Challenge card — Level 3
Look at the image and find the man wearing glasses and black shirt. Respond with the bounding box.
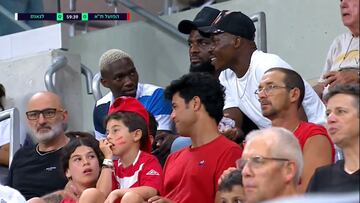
[7,91,70,200]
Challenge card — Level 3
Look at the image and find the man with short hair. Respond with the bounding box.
[148,73,242,203]
[93,49,173,139]
[7,92,70,200]
[307,84,359,193]
[93,49,174,165]
[199,11,326,129]
[240,127,303,203]
[257,68,334,192]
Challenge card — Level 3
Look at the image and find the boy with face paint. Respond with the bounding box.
[80,97,163,203]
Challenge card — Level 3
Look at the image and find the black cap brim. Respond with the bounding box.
[178,20,198,34]
[198,25,223,37]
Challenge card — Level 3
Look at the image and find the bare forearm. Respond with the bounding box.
[96,167,113,197]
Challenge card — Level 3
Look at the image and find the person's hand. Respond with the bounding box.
[63,180,81,200]
[148,196,174,203]
[218,167,237,185]
[323,69,359,87]
[99,138,113,159]
[222,128,244,144]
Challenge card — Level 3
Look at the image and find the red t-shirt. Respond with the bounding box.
[294,121,335,161]
[61,197,75,203]
[112,151,163,195]
[163,135,243,203]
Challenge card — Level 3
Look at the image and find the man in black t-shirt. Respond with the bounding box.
[7,92,70,200]
[307,84,359,193]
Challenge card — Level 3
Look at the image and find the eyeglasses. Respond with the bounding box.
[26,108,64,120]
[236,155,289,171]
[254,85,289,99]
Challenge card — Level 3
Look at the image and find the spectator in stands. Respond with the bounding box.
[6,91,69,200]
[148,73,242,203]
[27,132,103,203]
[217,170,245,203]
[0,185,26,203]
[256,68,334,192]
[178,6,220,77]
[93,49,174,165]
[199,11,326,129]
[239,127,303,203]
[80,97,163,203]
[175,7,258,150]
[313,0,359,98]
[307,84,359,193]
[0,83,10,167]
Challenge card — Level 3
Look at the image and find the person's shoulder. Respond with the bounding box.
[301,121,326,130]
[95,92,113,106]
[219,69,237,82]
[252,50,292,69]
[215,136,242,152]
[138,83,163,97]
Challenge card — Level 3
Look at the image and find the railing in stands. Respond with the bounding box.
[44,56,68,93]
[251,12,267,53]
[45,56,95,96]
[92,72,103,101]
[81,64,94,95]
[0,108,20,168]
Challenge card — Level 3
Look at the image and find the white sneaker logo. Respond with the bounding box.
[146,169,160,176]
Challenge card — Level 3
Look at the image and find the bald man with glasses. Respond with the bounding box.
[7,91,70,200]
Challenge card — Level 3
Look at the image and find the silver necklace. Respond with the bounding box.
[35,144,62,156]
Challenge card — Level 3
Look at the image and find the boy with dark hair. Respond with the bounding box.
[148,73,242,203]
[218,170,245,203]
[80,97,163,203]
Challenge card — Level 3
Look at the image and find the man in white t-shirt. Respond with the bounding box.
[314,0,359,98]
[199,11,326,129]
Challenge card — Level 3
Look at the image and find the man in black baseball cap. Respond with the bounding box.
[178,6,221,76]
[197,11,327,133]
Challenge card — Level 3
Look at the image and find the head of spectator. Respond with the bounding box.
[257,68,305,121]
[324,84,359,152]
[26,92,69,149]
[0,83,5,111]
[61,132,103,193]
[99,49,139,98]
[239,127,303,203]
[199,11,257,75]
[218,170,246,203]
[178,7,221,76]
[105,97,152,156]
[340,0,359,36]
[164,72,225,137]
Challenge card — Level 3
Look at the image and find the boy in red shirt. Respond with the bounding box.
[79,97,163,203]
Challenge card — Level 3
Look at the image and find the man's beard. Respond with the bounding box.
[189,60,216,76]
[30,122,65,144]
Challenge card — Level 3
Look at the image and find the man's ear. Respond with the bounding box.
[133,129,142,143]
[100,77,110,88]
[283,161,297,184]
[289,88,301,104]
[233,37,242,49]
[192,96,202,111]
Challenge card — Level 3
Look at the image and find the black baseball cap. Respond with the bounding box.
[178,7,221,34]
[199,11,256,41]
